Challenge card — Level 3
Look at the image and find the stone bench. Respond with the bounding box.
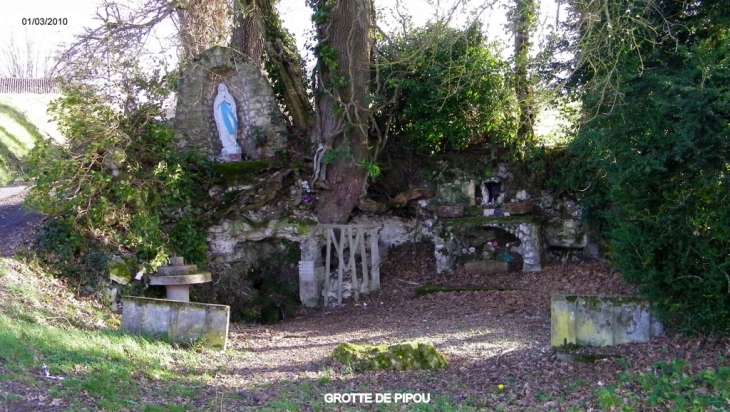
[121,296,230,350]
[551,294,663,347]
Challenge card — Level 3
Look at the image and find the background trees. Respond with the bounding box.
[0,30,58,78]
[376,22,515,154]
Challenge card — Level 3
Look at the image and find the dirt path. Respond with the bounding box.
[211,245,729,410]
[0,185,43,256]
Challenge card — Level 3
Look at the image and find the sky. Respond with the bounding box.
[0,1,98,49]
[0,0,567,139]
[1,0,563,77]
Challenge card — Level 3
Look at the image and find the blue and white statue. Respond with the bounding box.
[213,83,242,160]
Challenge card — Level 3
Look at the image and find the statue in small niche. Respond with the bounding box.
[483,180,502,204]
[213,83,242,160]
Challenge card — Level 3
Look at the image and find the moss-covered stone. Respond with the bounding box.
[277,216,317,236]
[415,284,516,296]
[435,180,474,206]
[214,160,286,186]
[108,257,131,284]
[333,341,447,372]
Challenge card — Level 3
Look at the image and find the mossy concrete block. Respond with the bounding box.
[333,341,447,372]
[121,296,230,350]
[551,295,662,348]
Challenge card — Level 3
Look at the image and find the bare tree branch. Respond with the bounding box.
[0,30,58,78]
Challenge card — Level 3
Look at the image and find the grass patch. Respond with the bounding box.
[0,312,204,408]
[0,257,229,410]
[0,103,43,184]
[596,359,730,411]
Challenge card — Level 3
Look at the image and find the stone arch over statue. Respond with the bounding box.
[174,46,287,160]
[433,218,542,273]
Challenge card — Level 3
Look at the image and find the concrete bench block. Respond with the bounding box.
[551,295,662,348]
[121,296,230,350]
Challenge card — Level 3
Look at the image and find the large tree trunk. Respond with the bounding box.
[513,0,537,143]
[313,0,372,224]
[230,0,314,130]
[230,0,265,69]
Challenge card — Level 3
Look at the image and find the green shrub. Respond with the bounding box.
[25,75,215,276]
[375,22,516,154]
[572,1,730,334]
[33,218,109,286]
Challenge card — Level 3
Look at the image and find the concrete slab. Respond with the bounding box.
[121,296,230,350]
[551,295,662,348]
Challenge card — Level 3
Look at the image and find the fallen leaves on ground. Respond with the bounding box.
[2,241,729,411]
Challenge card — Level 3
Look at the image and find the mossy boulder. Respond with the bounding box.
[108,256,131,284]
[333,341,447,372]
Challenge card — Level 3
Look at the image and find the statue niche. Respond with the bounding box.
[213,83,243,161]
[173,46,287,160]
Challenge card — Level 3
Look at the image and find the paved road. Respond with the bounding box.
[0,184,28,201]
[0,185,42,253]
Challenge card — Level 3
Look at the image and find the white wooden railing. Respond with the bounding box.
[315,224,381,305]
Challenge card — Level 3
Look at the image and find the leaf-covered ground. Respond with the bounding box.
[221,243,729,410]
[1,232,729,411]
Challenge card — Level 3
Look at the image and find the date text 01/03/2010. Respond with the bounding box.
[22,18,68,26]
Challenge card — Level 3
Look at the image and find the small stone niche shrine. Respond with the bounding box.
[429,161,542,274]
[174,46,287,161]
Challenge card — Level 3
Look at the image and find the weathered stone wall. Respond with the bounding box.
[173,46,287,159]
[411,154,602,271]
[432,217,542,273]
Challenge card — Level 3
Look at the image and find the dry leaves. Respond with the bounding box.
[220,242,729,410]
[1,194,728,410]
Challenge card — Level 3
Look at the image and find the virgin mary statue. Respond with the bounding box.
[213,83,242,159]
